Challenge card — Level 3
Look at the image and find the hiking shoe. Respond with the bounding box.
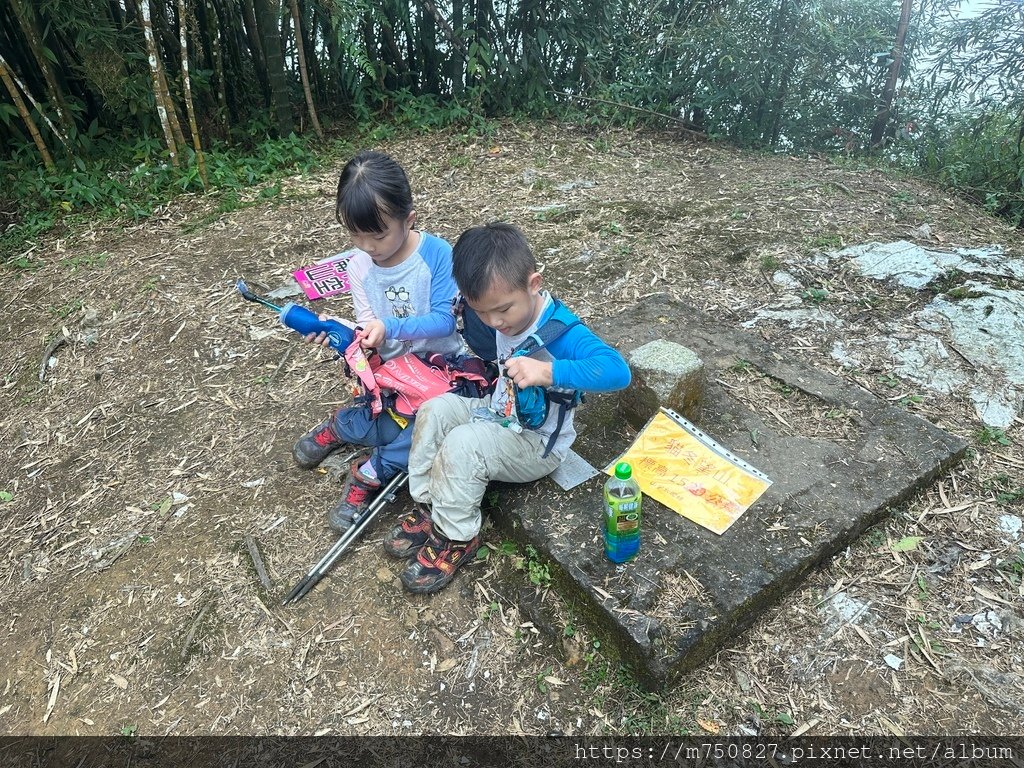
[399,530,480,594]
[327,463,382,532]
[293,415,345,469]
[382,504,433,560]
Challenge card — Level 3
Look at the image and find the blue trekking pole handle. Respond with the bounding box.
[279,302,355,354]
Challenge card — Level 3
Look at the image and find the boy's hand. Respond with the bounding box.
[504,355,553,388]
[357,319,386,349]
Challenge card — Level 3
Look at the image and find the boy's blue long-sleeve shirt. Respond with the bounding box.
[545,314,632,394]
[485,293,631,458]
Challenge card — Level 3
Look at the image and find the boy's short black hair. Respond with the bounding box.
[335,151,413,233]
[452,223,537,300]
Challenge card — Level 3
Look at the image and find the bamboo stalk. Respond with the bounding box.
[9,0,76,143]
[0,55,54,170]
[289,0,322,138]
[177,0,209,189]
[204,0,230,131]
[0,52,71,156]
[140,0,180,166]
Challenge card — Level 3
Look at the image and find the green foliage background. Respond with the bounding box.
[0,0,1022,260]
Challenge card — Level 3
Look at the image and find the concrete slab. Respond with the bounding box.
[489,295,967,689]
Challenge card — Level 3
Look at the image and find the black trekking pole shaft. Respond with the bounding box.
[281,531,355,605]
[282,472,408,605]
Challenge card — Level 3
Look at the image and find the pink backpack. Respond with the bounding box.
[344,341,492,418]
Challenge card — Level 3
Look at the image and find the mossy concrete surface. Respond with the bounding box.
[488,295,968,689]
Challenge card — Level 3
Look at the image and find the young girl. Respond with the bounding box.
[292,151,462,533]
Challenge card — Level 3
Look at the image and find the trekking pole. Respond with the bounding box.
[281,471,408,605]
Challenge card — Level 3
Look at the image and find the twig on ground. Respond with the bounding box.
[269,341,299,385]
[180,598,213,661]
[245,534,272,589]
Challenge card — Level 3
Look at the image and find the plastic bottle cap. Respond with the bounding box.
[614,462,632,480]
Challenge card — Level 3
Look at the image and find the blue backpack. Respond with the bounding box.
[461,297,583,458]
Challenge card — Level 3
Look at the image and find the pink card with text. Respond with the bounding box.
[293,251,353,300]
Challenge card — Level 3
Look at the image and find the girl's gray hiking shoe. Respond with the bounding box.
[293,415,346,469]
[327,463,381,532]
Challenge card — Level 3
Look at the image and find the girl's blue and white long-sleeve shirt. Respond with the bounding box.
[347,231,463,359]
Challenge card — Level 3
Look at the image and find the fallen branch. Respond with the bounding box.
[551,91,708,140]
[268,341,298,386]
[38,333,69,382]
[180,598,213,661]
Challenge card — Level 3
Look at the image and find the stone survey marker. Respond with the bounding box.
[492,295,967,688]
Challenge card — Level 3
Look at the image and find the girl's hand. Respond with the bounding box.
[304,313,340,348]
[357,319,386,350]
[503,355,553,388]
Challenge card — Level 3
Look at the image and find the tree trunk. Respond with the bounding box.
[201,0,230,131]
[217,0,250,122]
[151,0,183,81]
[289,0,322,137]
[319,8,342,100]
[0,46,72,156]
[380,20,411,89]
[253,0,293,136]
[0,55,55,170]
[451,0,464,95]
[141,0,180,165]
[109,0,125,27]
[870,0,912,149]
[302,0,323,103]
[241,0,270,99]
[419,0,440,93]
[178,0,209,188]
[752,0,790,144]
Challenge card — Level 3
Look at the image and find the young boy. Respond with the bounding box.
[382,223,632,594]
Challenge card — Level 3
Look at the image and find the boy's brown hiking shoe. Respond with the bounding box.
[293,415,346,469]
[399,529,480,594]
[327,463,381,532]
[382,504,433,560]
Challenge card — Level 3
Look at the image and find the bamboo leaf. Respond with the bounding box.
[892,536,923,552]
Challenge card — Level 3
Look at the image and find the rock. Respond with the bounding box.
[618,339,705,429]
[997,514,1021,540]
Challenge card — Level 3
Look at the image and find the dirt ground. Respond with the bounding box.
[1,121,1022,737]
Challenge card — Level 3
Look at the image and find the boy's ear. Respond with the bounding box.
[527,271,543,293]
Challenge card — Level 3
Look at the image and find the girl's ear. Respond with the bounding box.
[405,209,417,229]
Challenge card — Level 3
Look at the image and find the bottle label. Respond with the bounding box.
[616,513,639,533]
[603,479,641,563]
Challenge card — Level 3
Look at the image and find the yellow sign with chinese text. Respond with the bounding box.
[606,408,771,535]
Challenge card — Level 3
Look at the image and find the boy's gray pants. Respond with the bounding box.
[409,394,563,542]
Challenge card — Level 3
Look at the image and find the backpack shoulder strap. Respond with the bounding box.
[460,302,497,361]
[513,297,582,357]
